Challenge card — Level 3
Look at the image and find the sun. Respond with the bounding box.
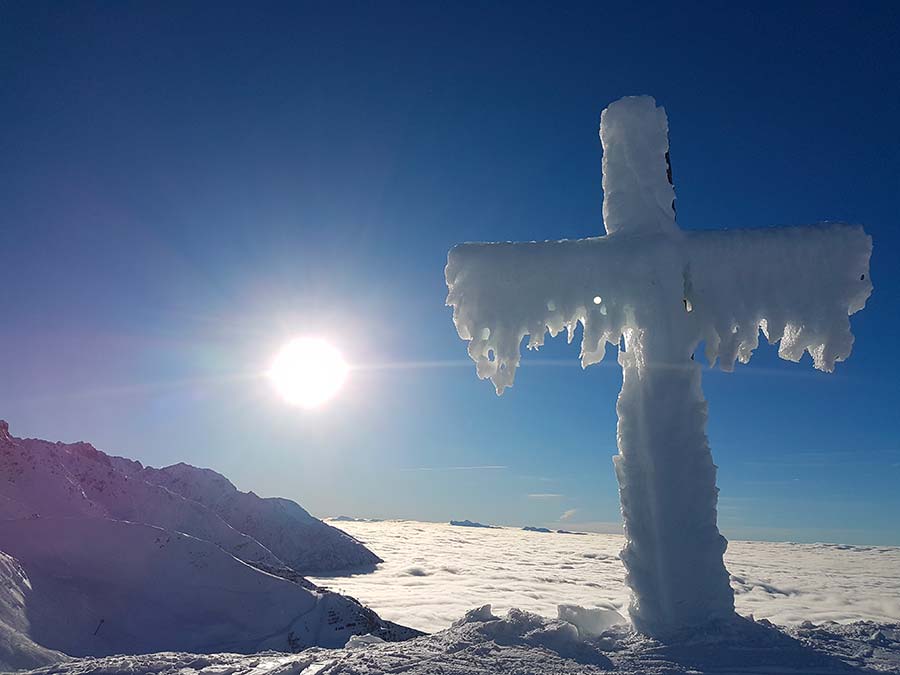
[267,338,349,409]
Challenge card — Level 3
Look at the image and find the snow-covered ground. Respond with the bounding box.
[19,607,900,675]
[311,520,900,634]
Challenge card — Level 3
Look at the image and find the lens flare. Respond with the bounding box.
[268,338,348,409]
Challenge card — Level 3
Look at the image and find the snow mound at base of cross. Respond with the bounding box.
[20,605,900,675]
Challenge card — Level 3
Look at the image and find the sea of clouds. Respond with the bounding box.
[312,520,900,634]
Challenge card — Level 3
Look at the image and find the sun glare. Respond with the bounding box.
[268,338,349,409]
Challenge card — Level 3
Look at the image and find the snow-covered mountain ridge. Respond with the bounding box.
[0,421,417,670]
[0,519,411,657]
[116,459,381,574]
[0,420,379,575]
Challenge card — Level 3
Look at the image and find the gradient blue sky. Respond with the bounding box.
[2,2,898,545]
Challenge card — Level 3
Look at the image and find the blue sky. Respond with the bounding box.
[2,2,898,545]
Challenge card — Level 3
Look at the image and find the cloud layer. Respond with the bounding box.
[313,520,900,633]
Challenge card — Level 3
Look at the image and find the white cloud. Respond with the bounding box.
[527,493,563,499]
[315,520,900,634]
[555,520,622,534]
[559,508,579,521]
[401,465,507,472]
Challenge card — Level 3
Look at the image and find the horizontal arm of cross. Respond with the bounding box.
[445,224,872,393]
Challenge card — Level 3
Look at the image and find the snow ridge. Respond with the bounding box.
[3,434,285,571]
[0,422,418,666]
[124,461,382,574]
[0,426,379,575]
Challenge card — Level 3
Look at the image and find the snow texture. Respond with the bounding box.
[446,228,872,393]
[445,95,872,637]
[601,95,678,237]
[17,607,900,675]
[0,552,68,672]
[614,358,735,634]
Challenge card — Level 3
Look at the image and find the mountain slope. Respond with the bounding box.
[0,420,418,667]
[0,517,413,659]
[0,421,106,521]
[0,424,286,573]
[8,433,286,572]
[126,461,381,574]
[0,421,379,575]
[0,552,68,672]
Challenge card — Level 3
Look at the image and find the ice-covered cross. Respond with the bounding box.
[445,96,872,637]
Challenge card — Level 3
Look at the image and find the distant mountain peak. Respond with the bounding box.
[68,441,111,466]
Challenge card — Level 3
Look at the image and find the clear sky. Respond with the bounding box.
[2,2,898,545]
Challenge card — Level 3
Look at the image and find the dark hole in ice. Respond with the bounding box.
[860,274,866,280]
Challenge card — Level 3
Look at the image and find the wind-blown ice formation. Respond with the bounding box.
[445,95,872,637]
[600,95,677,237]
[446,228,871,394]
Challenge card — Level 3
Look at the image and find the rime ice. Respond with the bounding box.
[600,95,677,237]
[445,96,872,637]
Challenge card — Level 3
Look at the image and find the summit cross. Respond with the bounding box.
[445,96,872,637]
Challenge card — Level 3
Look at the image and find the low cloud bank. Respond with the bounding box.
[315,520,900,633]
